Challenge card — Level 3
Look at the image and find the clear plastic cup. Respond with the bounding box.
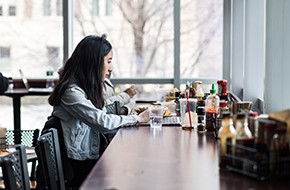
[179,98,197,128]
[149,105,164,128]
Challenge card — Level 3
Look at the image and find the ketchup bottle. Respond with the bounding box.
[217,80,228,100]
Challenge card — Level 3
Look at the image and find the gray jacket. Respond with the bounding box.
[52,85,139,160]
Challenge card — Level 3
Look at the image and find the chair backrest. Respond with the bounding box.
[38,128,65,190]
[0,145,30,190]
[105,101,121,115]
[5,129,40,182]
[101,101,121,153]
[6,129,40,146]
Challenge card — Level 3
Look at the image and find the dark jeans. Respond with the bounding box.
[68,159,97,188]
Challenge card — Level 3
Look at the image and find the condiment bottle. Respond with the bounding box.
[174,91,181,116]
[189,81,195,98]
[255,117,274,156]
[193,81,204,99]
[218,112,236,167]
[235,112,253,140]
[205,84,220,132]
[234,112,254,168]
[248,111,258,139]
[216,101,229,134]
[196,99,206,132]
[217,80,228,100]
[197,107,206,132]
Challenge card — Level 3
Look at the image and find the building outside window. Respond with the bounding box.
[0,0,63,130]
[8,5,16,16]
[43,0,51,16]
[92,0,99,16]
[56,0,62,16]
[0,47,10,59]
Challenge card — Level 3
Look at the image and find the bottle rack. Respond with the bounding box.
[225,142,290,180]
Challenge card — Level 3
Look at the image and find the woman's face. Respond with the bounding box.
[102,49,113,81]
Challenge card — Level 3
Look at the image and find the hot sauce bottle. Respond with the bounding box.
[205,84,220,133]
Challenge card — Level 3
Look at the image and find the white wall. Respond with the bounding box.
[225,0,290,113]
[265,0,290,113]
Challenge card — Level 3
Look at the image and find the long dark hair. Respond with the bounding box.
[48,34,112,109]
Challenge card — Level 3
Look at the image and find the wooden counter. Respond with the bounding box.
[80,126,290,190]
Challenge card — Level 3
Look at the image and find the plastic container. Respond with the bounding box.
[225,140,290,180]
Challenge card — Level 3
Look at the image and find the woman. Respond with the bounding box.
[48,34,149,188]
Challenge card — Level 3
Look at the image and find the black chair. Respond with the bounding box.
[6,129,40,181]
[105,100,121,115]
[102,101,121,150]
[0,145,31,190]
[37,128,66,190]
[6,129,40,147]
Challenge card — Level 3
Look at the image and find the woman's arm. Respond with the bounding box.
[60,86,139,131]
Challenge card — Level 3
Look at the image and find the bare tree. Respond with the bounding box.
[73,0,222,78]
[115,0,222,77]
[181,1,223,76]
[115,0,173,76]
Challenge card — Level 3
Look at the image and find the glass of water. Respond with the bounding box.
[149,105,164,128]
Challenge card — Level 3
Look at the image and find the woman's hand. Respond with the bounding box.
[138,109,150,123]
[124,85,137,98]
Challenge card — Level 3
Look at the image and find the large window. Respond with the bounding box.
[0,0,223,129]
[0,0,223,82]
[73,0,222,80]
[74,0,174,78]
[0,0,63,77]
[72,0,223,98]
[0,0,63,130]
[180,0,223,79]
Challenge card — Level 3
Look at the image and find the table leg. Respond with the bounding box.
[13,96,21,144]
